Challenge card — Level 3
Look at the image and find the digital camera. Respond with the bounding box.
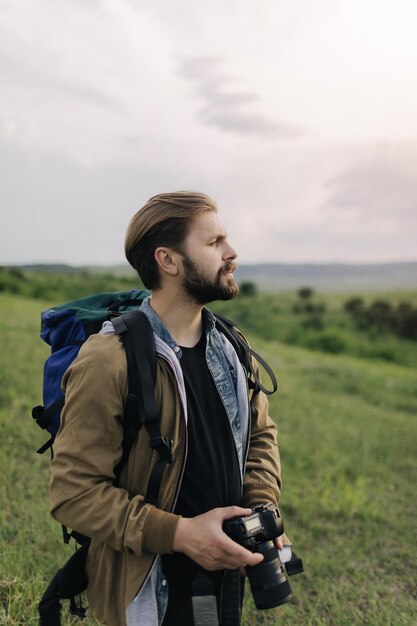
[223,504,300,610]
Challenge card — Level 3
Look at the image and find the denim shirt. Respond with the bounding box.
[104,297,251,626]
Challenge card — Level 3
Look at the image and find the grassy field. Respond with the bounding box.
[1,291,416,625]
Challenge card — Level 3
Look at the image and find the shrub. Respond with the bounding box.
[344,297,364,314]
[396,302,417,340]
[298,287,314,300]
[239,281,258,297]
[302,314,325,330]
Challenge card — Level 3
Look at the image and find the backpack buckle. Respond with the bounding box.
[149,436,174,462]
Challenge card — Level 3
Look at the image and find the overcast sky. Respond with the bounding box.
[1,0,417,266]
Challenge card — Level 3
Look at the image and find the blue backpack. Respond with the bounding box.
[32,289,150,454]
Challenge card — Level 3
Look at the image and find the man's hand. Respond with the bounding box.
[239,534,284,577]
[172,506,264,571]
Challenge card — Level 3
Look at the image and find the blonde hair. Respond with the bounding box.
[125,191,217,289]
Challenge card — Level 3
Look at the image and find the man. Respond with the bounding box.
[49,191,282,626]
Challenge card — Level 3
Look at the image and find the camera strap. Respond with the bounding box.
[220,570,243,626]
[191,572,219,626]
[191,570,242,626]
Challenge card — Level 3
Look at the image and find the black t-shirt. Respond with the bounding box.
[161,332,241,593]
[175,332,241,516]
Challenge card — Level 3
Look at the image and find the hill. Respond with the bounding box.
[234,261,417,291]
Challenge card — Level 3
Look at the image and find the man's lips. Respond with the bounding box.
[222,263,238,275]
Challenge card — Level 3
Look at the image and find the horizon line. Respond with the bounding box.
[2,259,417,268]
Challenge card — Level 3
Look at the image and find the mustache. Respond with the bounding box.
[221,262,238,274]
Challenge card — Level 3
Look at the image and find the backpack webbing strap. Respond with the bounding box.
[32,399,65,455]
[38,541,90,625]
[112,311,174,504]
[213,313,278,396]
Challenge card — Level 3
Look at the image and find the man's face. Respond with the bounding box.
[180,211,239,305]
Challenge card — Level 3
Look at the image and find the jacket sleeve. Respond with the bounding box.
[242,365,282,509]
[49,333,179,557]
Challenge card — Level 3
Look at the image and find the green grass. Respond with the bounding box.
[241,337,417,625]
[1,292,416,625]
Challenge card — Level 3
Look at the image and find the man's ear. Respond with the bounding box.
[154,247,180,277]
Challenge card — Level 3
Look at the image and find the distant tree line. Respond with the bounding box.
[344,297,417,340]
[289,287,417,342]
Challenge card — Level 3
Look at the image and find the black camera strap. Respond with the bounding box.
[192,572,219,626]
[219,569,243,626]
[191,569,242,626]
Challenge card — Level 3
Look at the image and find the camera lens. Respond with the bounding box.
[247,541,293,609]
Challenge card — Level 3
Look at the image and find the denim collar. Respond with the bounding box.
[139,296,216,359]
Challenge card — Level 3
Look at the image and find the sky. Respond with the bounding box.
[1,0,417,266]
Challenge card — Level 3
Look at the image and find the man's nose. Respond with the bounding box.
[223,241,237,261]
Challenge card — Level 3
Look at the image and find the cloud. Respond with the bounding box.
[0,0,179,165]
[323,145,417,222]
[177,56,304,138]
[0,143,181,265]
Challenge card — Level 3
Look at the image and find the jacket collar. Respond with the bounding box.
[139,296,216,358]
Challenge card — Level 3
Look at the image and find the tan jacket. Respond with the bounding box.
[49,331,281,626]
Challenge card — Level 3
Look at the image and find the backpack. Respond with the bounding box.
[33,289,278,625]
[32,289,148,455]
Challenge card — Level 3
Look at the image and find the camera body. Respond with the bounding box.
[223,504,293,609]
[223,503,284,549]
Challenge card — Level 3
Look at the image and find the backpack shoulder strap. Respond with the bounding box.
[112,310,174,503]
[213,312,278,396]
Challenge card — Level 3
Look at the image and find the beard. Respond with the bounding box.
[181,255,239,305]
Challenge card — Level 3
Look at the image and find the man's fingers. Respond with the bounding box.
[209,530,262,569]
[244,551,264,567]
[219,506,252,521]
[222,537,263,568]
[274,535,284,550]
[218,507,264,568]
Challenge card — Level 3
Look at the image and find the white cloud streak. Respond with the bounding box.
[177,56,304,138]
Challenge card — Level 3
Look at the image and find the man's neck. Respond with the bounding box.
[149,290,204,348]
